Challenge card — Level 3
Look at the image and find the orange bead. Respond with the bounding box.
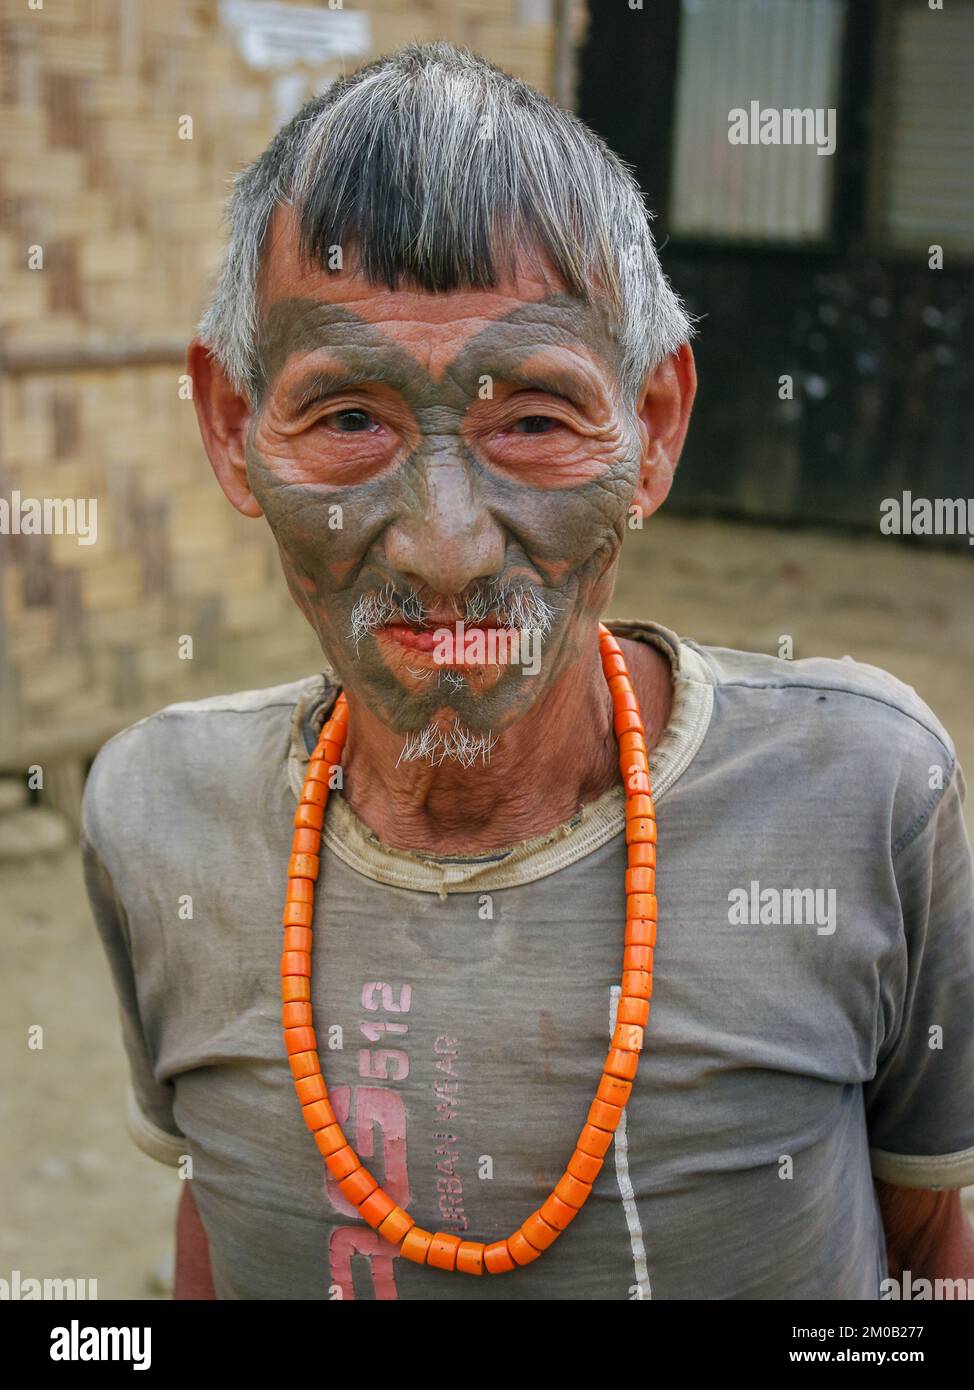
[294,801,325,831]
[614,710,644,736]
[617,996,650,1028]
[626,892,657,920]
[627,840,656,869]
[621,969,653,999]
[302,1098,336,1132]
[325,1145,361,1181]
[625,867,654,894]
[521,1210,561,1251]
[612,691,639,713]
[602,652,626,677]
[568,1148,603,1184]
[313,1123,346,1157]
[318,738,344,765]
[540,1191,580,1230]
[621,755,649,781]
[283,923,312,952]
[294,1072,328,1105]
[292,827,321,856]
[287,877,315,904]
[619,730,646,759]
[288,1049,320,1080]
[288,853,320,881]
[554,1171,592,1209]
[427,1232,462,1271]
[625,918,656,947]
[281,950,311,977]
[597,1073,632,1107]
[588,1097,623,1131]
[623,945,653,973]
[625,769,652,796]
[305,759,331,784]
[283,1001,313,1028]
[359,1189,396,1229]
[576,1122,614,1158]
[607,673,631,695]
[456,1241,485,1275]
[483,1240,517,1274]
[508,1230,542,1266]
[626,793,655,820]
[377,1206,416,1246]
[611,1021,644,1053]
[622,758,650,781]
[626,817,657,846]
[283,901,314,930]
[284,1025,317,1056]
[604,1048,639,1081]
[301,780,328,808]
[400,1227,433,1265]
[338,1167,378,1206]
[282,975,310,1003]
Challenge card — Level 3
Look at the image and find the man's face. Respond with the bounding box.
[224,209,653,756]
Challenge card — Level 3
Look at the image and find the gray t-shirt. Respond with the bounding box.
[81,619,974,1300]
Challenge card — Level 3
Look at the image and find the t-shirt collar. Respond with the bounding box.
[286,618,714,895]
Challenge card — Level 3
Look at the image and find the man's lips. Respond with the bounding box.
[378,617,504,658]
[380,625,442,653]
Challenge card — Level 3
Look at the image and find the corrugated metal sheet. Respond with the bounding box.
[670,0,846,242]
[879,1,974,252]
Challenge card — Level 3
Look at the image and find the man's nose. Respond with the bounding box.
[383,452,506,596]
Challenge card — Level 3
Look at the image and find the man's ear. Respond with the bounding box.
[630,341,697,521]
[187,338,263,518]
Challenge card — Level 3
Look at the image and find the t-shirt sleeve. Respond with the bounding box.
[864,761,974,1188]
[80,827,187,1168]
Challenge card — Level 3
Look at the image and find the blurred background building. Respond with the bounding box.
[1,0,972,1296]
[580,0,974,529]
[0,0,584,797]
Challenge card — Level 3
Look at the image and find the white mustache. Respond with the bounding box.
[349,579,557,647]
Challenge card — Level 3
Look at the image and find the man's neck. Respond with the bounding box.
[338,635,674,855]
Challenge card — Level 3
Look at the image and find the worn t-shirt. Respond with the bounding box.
[80,619,974,1300]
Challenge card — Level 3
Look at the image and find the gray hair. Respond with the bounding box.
[197,41,695,405]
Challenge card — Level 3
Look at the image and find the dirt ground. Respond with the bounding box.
[2,513,972,1298]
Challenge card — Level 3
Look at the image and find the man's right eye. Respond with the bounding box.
[326,409,379,433]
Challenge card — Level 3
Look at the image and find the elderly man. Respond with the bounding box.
[82,42,974,1300]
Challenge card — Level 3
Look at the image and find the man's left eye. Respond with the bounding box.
[326,409,379,433]
[512,415,557,434]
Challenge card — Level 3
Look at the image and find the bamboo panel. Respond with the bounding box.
[0,0,571,766]
[1,0,92,26]
[368,13,442,51]
[3,152,87,195]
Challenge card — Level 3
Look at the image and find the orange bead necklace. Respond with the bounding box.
[280,622,658,1276]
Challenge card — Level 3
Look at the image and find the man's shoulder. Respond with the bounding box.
[682,638,960,854]
[687,638,955,761]
[82,674,328,849]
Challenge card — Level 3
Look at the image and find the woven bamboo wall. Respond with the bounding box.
[0,0,588,766]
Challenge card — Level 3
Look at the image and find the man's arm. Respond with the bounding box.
[174,1183,217,1300]
[876,1180,974,1291]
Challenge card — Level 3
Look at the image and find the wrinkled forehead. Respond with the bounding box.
[254,203,623,393]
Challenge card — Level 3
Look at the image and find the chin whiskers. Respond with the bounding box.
[397,719,496,769]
